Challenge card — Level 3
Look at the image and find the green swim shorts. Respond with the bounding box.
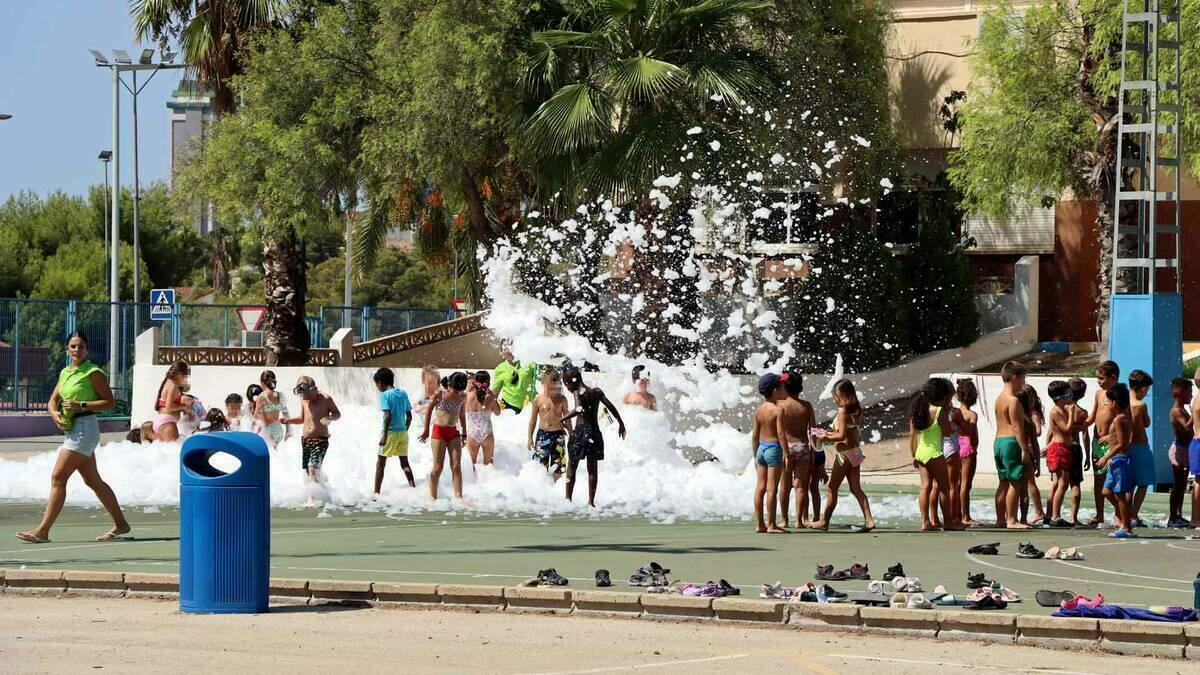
[1091,438,1108,475]
[993,436,1025,481]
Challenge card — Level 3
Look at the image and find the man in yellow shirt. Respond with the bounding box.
[493,341,538,413]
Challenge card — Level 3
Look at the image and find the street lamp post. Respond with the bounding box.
[91,48,185,384]
[99,151,113,296]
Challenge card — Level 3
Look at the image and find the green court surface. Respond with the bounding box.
[1,492,1196,615]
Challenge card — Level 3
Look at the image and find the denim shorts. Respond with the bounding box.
[63,414,101,457]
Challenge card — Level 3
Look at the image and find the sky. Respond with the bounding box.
[0,1,184,201]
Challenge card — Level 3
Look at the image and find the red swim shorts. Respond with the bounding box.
[431,424,461,442]
[1045,442,1070,473]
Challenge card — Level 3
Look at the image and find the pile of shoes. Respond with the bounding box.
[628,562,671,588]
[815,563,870,581]
[1042,546,1084,561]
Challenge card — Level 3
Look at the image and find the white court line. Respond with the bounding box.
[965,553,1188,594]
[1052,559,1192,585]
[824,654,1101,675]
[1165,542,1200,552]
[517,653,749,675]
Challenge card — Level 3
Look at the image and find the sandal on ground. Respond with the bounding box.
[538,568,569,586]
[906,593,933,610]
[760,582,793,599]
[595,569,612,587]
[967,593,1007,610]
[15,531,49,544]
[1059,547,1084,560]
[718,579,740,596]
[967,542,1000,555]
[990,583,1020,603]
[844,563,870,580]
[882,562,905,581]
[966,572,993,589]
[815,564,836,580]
[889,592,908,608]
[1044,546,1061,560]
[867,580,887,594]
[1035,589,1075,608]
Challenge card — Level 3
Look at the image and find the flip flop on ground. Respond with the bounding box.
[15,531,49,544]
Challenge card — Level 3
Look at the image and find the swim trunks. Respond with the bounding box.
[431,424,461,442]
[993,436,1025,481]
[534,429,565,463]
[1068,443,1084,487]
[568,424,605,462]
[1045,442,1070,474]
[379,431,408,458]
[1103,453,1132,494]
[755,441,783,468]
[1091,439,1109,475]
[1129,442,1156,487]
[813,449,826,467]
[788,441,812,462]
[1190,438,1200,476]
[301,437,329,470]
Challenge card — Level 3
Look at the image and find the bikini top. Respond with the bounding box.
[260,402,283,413]
[435,393,464,414]
[156,394,182,409]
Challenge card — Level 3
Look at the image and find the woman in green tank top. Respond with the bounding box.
[16,332,130,544]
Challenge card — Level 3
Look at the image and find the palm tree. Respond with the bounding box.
[521,0,777,359]
[131,0,284,114]
[523,0,776,203]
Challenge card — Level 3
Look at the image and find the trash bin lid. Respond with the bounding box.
[180,431,270,487]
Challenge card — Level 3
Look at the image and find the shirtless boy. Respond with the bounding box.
[1066,378,1090,526]
[1086,361,1121,526]
[1127,370,1155,528]
[560,367,626,507]
[776,370,814,529]
[1043,381,1074,526]
[993,361,1032,529]
[282,376,342,504]
[528,370,572,475]
[622,366,658,411]
[751,373,790,534]
[1097,384,1134,537]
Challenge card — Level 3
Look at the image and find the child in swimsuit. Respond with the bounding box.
[811,379,876,533]
[1127,370,1155,529]
[1066,378,1090,526]
[465,371,500,467]
[419,372,468,501]
[528,369,571,475]
[1167,378,1193,528]
[561,367,626,509]
[955,379,982,526]
[750,373,789,534]
[1097,384,1134,537]
[152,361,191,442]
[908,378,961,532]
[282,376,341,506]
[940,378,965,529]
[1044,380,1075,527]
[255,370,288,450]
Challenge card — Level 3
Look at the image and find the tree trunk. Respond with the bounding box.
[262,226,310,366]
[461,170,499,245]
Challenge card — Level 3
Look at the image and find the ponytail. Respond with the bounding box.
[909,378,940,430]
[155,361,189,410]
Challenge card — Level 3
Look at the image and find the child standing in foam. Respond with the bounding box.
[1127,370,1155,528]
[955,379,982,526]
[1043,380,1075,527]
[413,365,440,436]
[419,372,468,502]
[560,366,626,508]
[811,379,876,533]
[255,370,288,450]
[1167,377,1193,528]
[1086,361,1121,527]
[908,378,961,531]
[750,373,789,533]
[1097,383,1135,537]
[465,371,500,467]
[374,367,415,494]
[777,370,814,529]
[224,393,244,431]
[282,376,341,505]
[528,369,571,475]
[1066,378,1090,526]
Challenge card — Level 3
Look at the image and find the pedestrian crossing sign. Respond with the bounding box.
[150,288,175,321]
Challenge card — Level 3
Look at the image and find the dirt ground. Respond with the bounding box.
[0,595,1184,674]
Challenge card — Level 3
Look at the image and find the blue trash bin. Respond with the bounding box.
[179,431,270,614]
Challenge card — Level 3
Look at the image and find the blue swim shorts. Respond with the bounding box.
[756,441,783,468]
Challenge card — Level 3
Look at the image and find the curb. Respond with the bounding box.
[0,569,1195,659]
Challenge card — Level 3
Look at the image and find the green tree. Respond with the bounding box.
[132,0,286,113]
[948,0,1200,344]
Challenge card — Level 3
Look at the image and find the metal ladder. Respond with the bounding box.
[1113,0,1182,294]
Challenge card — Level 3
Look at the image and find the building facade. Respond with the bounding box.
[166,79,216,236]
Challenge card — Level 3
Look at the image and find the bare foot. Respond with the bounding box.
[755,526,768,534]
[16,531,50,544]
[858,522,876,533]
[96,526,131,541]
[931,521,944,529]
[1006,522,1032,529]
[810,520,829,531]
[767,526,788,534]
[964,518,983,527]
[920,524,941,532]
[1087,516,1104,526]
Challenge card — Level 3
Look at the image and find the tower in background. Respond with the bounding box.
[167,79,216,235]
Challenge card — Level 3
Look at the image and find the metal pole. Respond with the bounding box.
[132,70,142,329]
[109,67,121,380]
[103,161,110,295]
[343,213,352,331]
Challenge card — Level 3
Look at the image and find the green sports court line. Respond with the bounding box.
[1,499,1196,615]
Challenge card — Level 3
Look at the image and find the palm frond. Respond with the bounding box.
[525,82,614,154]
[532,29,601,49]
[130,0,187,42]
[685,50,776,106]
[604,55,684,103]
[351,191,392,277]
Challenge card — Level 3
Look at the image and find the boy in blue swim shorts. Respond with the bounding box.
[752,373,789,534]
[1097,384,1135,538]
[1127,370,1156,528]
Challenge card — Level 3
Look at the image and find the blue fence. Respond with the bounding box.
[0,299,454,413]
